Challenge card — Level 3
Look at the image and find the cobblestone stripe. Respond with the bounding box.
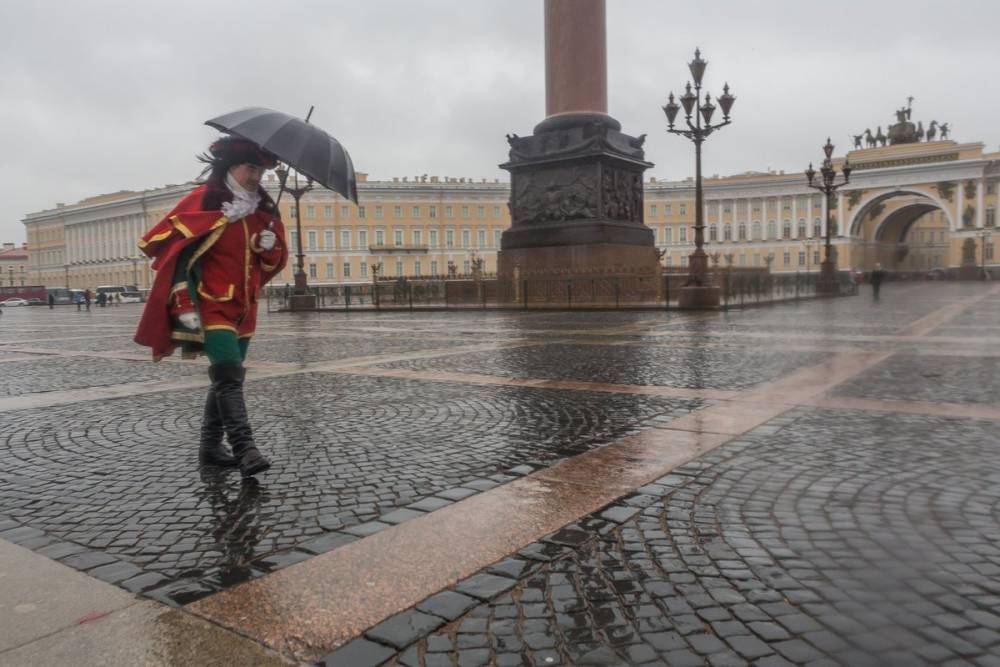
[896,284,1000,337]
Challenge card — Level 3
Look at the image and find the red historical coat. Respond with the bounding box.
[134,184,288,360]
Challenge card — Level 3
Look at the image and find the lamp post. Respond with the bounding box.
[663,48,735,309]
[978,229,992,280]
[805,138,851,293]
[275,165,314,293]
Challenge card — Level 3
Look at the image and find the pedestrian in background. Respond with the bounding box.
[48,292,55,309]
[871,263,886,300]
[84,289,91,311]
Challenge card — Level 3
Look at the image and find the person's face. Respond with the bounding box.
[229,163,264,191]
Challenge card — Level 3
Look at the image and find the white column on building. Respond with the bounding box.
[956,188,962,231]
[978,178,985,228]
[837,192,845,238]
[791,195,798,238]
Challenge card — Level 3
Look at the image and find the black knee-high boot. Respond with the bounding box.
[199,387,237,467]
[209,363,271,478]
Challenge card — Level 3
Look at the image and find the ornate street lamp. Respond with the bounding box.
[274,165,314,293]
[663,48,735,308]
[805,138,851,292]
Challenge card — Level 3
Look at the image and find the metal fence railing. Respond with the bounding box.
[266,271,857,312]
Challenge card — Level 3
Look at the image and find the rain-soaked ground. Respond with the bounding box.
[1,282,999,666]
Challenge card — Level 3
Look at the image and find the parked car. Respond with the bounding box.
[26,298,46,306]
[0,298,28,307]
[926,268,947,280]
[120,292,143,303]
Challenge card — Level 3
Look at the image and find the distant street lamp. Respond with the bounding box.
[978,229,992,280]
[805,138,852,292]
[662,48,735,308]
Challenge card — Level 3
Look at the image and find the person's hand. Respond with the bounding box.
[178,312,201,329]
[256,228,277,251]
[221,198,256,222]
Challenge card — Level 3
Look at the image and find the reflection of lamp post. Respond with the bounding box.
[805,138,851,292]
[274,165,314,293]
[663,48,735,308]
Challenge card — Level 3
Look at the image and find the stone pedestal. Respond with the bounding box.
[678,285,721,309]
[289,293,316,310]
[498,114,659,296]
[817,259,839,294]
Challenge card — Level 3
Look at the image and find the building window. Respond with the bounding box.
[987,207,996,227]
[724,225,732,241]
[798,252,806,266]
[394,206,402,218]
[326,263,334,278]
[738,223,747,241]
[289,231,298,250]
[664,227,672,244]
[478,229,486,247]
[375,206,384,219]
[325,230,334,248]
[797,220,807,238]
[650,204,658,217]
[493,205,501,218]
[289,205,297,218]
[665,204,672,215]
[429,229,438,247]
[680,226,688,242]
[783,252,791,267]
[413,229,422,245]
[412,206,420,218]
[307,205,315,218]
[343,262,351,278]
[358,229,367,247]
[813,219,822,237]
[414,260,422,275]
[358,206,366,219]
[394,229,403,246]
[445,206,453,218]
[987,181,995,195]
[375,230,384,245]
[395,261,403,276]
[324,205,332,219]
[477,205,485,218]
[429,205,437,219]
[782,222,792,239]
[340,205,349,218]
[767,221,776,239]
[813,250,820,265]
[709,225,718,241]
[988,244,995,261]
[462,206,470,218]
[445,230,454,248]
[308,230,317,250]
[360,262,368,277]
[679,204,687,215]
[462,229,471,247]
[752,222,761,240]
[431,260,438,275]
[463,260,471,274]
[308,263,317,278]
[753,253,760,266]
[681,255,688,267]
[494,229,502,247]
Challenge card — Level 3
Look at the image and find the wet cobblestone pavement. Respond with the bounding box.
[2,283,1000,666]
[386,408,1000,667]
[377,344,829,390]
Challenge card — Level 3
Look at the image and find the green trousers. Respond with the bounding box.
[204,330,250,366]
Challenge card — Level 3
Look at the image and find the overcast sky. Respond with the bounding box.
[2,0,998,243]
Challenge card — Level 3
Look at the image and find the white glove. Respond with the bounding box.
[178,312,201,329]
[221,197,256,222]
[257,228,277,251]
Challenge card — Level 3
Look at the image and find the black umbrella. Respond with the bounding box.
[205,106,358,203]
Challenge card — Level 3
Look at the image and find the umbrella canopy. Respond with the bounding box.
[205,107,358,203]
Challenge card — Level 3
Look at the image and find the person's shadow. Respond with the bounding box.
[198,468,271,587]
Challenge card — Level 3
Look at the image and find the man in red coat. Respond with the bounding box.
[135,136,288,477]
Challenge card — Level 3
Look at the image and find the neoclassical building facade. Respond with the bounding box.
[22,139,1000,289]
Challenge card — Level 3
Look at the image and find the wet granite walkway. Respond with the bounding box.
[1,282,999,666]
